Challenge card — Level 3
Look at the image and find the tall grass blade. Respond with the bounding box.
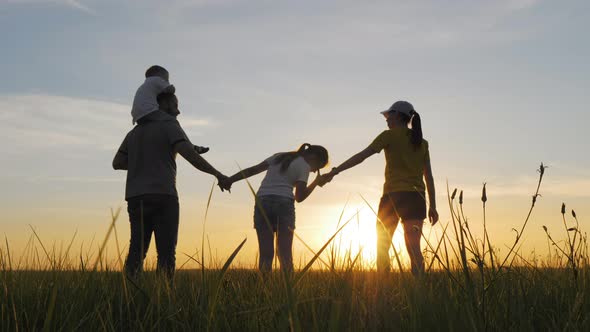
[207,237,247,331]
[28,225,52,269]
[92,207,121,271]
[202,180,216,284]
[42,283,58,332]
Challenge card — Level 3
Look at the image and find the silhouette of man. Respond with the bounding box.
[113,92,226,279]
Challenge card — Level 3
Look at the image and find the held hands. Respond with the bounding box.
[216,174,232,193]
[218,176,233,193]
[318,168,339,187]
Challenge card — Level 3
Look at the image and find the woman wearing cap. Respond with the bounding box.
[320,101,438,276]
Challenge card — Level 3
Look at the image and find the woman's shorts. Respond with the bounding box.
[378,191,426,225]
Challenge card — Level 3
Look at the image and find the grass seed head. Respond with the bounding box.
[451,188,457,200]
[561,203,566,215]
[481,183,487,203]
[459,190,463,205]
[572,210,577,219]
[539,162,546,176]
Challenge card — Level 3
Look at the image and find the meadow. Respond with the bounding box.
[1,163,589,331]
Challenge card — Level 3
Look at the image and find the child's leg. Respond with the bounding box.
[256,225,274,273]
[254,198,275,273]
[402,220,424,276]
[277,223,294,273]
[275,198,295,273]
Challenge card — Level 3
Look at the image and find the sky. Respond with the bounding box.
[0,0,589,269]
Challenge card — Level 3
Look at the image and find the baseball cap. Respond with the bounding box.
[380,100,415,117]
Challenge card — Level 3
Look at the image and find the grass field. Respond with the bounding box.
[1,164,589,331]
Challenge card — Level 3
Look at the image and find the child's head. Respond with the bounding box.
[145,65,169,81]
[275,143,329,173]
[299,143,329,172]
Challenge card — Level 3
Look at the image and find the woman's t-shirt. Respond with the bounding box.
[257,154,311,199]
[369,128,430,194]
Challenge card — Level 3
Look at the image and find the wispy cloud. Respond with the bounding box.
[0,93,213,153]
[181,118,214,128]
[5,0,96,14]
[26,175,120,183]
[0,94,129,151]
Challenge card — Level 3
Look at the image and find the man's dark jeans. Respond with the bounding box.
[124,194,179,279]
[253,195,295,273]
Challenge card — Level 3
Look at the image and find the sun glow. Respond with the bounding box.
[319,207,409,269]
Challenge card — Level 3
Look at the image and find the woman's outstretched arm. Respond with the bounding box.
[423,155,439,225]
[320,147,377,185]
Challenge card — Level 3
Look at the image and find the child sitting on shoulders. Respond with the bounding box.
[131,65,209,154]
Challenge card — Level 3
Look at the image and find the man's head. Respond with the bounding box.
[145,65,170,81]
[157,92,180,116]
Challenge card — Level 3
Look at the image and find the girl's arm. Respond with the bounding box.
[294,172,322,203]
[226,161,269,184]
[423,156,439,225]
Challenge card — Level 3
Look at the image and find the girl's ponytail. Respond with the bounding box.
[297,143,311,155]
[410,111,423,149]
[276,143,311,172]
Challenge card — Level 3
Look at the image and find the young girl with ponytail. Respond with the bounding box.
[320,101,438,276]
[219,144,329,273]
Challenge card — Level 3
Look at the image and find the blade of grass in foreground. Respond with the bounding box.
[207,237,247,331]
[42,282,58,332]
[4,236,12,271]
[293,214,357,286]
[91,207,121,271]
[202,180,216,284]
[28,225,53,269]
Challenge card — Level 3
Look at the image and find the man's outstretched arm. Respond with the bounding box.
[175,141,225,180]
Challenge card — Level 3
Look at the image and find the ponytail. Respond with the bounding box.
[273,143,329,173]
[410,111,423,149]
[275,143,311,172]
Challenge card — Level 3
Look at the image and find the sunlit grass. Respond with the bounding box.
[1,163,589,331]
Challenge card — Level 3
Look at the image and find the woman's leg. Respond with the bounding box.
[376,195,400,272]
[402,219,424,276]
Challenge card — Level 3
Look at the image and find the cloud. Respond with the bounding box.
[25,175,120,183]
[147,0,543,58]
[5,0,96,14]
[181,118,214,128]
[0,94,129,151]
[0,94,212,153]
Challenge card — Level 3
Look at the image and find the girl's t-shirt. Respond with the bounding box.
[369,128,430,194]
[257,154,311,199]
